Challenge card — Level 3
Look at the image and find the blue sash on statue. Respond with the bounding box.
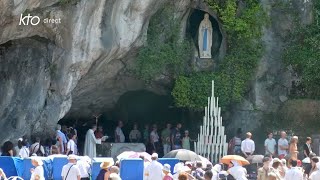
[203,28,208,51]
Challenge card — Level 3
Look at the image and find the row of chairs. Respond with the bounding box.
[0,156,179,180]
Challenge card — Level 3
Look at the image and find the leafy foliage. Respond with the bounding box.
[134,7,192,82]
[172,0,266,110]
[283,1,320,98]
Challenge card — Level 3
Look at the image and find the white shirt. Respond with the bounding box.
[229,166,248,180]
[30,165,45,180]
[284,167,303,180]
[30,142,45,155]
[61,163,81,180]
[211,170,218,180]
[309,170,320,180]
[150,131,159,143]
[241,138,255,154]
[77,160,90,178]
[19,146,29,158]
[264,138,277,154]
[278,138,289,155]
[115,127,125,143]
[67,139,77,155]
[145,160,163,180]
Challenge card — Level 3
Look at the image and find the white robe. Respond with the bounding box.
[84,129,101,158]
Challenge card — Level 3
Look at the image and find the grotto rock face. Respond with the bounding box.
[227,0,314,134]
[0,0,169,143]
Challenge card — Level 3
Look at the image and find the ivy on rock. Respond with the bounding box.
[173,0,266,110]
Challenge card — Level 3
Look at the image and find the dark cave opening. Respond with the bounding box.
[59,90,202,153]
[187,9,223,59]
[58,90,202,153]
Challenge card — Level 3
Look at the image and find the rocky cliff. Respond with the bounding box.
[227,0,314,134]
[0,0,170,142]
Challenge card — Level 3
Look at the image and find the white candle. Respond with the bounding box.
[212,80,214,98]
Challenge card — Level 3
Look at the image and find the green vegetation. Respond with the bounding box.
[134,7,192,82]
[283,1,320,98]
[172,0,266,110]
[135,1,267,110]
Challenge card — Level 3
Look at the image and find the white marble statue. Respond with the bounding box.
[198,13,213,58]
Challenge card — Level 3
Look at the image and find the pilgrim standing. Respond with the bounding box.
[61,155,81,180]
[84,124,102,158]
[278,131,289,159]
[56,124,68,154]
[241,132,255,159]
[144,153,163,180]
[289,136,299,161]
[30,157,45,180]
[303,137,313,158]
[115,121,125,143]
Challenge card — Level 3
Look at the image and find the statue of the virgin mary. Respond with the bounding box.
[198,13,213,58]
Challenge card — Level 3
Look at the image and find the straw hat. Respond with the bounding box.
[100,160,113,169]
[31,157,43,166]
[163,164,171,173]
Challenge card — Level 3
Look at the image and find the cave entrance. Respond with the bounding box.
[110,90,182,135]
[59,90,202,154]
[187,9,223,61]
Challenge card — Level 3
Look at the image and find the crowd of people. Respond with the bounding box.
[1,121,320,180]
[227,130,320,180]
[84,121,195,157]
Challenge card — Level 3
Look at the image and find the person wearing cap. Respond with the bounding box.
[61,154,81,180]
[163,164,173,180]
[257,157,271,180]
[309,161,320,180]
[268,158,283,180]
[241,132,255,159]
[145,153,163,180]
[77,156,91,180]
[30,157,45,180]
[96,159,114,180]
[279,159,288,178]
[284,160,303,180]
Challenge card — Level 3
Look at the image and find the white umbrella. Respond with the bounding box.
[163,149,201,161]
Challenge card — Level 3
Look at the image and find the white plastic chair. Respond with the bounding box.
[7,176,24,180]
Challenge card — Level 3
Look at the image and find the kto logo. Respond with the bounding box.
[19,14,40,25]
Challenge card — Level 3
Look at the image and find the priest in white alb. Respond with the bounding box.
[84,124,103,158]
